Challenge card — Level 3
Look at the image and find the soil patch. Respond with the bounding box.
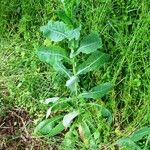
[0,107,56,150]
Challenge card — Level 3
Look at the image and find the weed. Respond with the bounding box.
[34,1,112,149]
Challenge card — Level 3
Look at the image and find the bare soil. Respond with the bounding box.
[0,107,55,150]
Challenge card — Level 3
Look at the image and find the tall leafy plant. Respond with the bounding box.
[34,0,113,148]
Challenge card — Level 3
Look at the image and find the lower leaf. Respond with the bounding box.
[116,138,141,150]
[34,115,63,136]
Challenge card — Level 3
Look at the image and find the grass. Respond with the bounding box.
[0,0,149,149]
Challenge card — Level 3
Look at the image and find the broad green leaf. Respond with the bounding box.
[48,122,65,137]
[116,138,141,150]
[37,46,69,65]
[130,126,150,142]
[50,98,72,113]
[66,76,78,90]
[34,116,63,136]
[40,20,80,41]
[68,26,81,41]
[53,61,73,78]
[79,82,112,99]
[63,111,79,128]
[77,51,110,75]
[76,32,102,55]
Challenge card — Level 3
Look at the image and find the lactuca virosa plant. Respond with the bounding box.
[116,126,150,150]
[34,0,113,149]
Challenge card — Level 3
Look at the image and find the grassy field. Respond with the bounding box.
[0,0,150,149]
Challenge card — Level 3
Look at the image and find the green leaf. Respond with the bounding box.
[37,46,69,65]
[76,32,102,55]
[116,138,141,150]
[101,107,113,124]
[51,98,72,113]
[60,0,81,25]
[79,82,112,99]
[40,20,80,41]
[130,126,150,142]
[66,76,78,90]
[34,116,63,136]
[77,51,110,75]
[57,9,73,26]
[68,26,81,41]
[53,61,73,78]
[48,122,65,137]
[63,111,79,128]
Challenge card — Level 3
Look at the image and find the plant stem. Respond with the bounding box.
[71,48,78,96]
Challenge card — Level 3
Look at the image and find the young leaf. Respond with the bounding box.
[40,20,80,41]
[77,51,110,75]
[63,111,79,128]
[66,76,78,90]
[79,82,112,99]
[76,32,102,55]
[116,138,141,150]
[130,126,150,142]
[37,46,69,65]
[57,9,73,26]
[53,61,73,78]
[34,116,63,136]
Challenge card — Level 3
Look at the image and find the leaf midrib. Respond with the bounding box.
[78,41,98,52]
[40,51,70,62]
[77,54,104,75]
[81,88,108,97]
[55,63,71,78]
[49,28,68,38]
